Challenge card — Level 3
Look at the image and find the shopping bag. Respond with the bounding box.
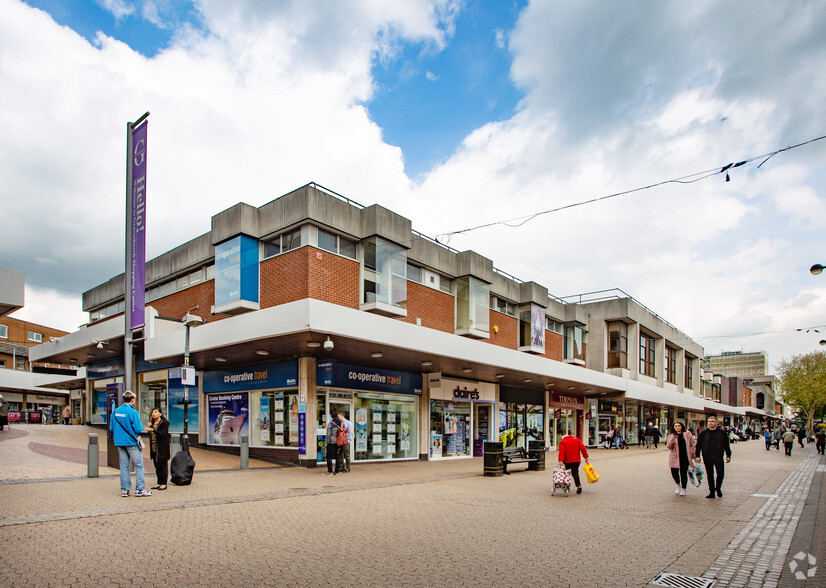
[553,465,571,486]
[687,467,698,487]
[693,463,704,485]
[583,462,600,484]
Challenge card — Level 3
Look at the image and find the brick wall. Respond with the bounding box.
[487,311,518,349]
[544,331,564,361]
[397,282,455,333]
[149,281,218,323]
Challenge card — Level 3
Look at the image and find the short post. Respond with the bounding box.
[240,434,249,469]
[87,434,99,478]
[170,433,181,457]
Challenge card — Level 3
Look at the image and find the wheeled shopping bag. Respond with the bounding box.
[552,465,572,496]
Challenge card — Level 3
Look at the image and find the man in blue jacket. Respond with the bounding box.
[110,391,151,497]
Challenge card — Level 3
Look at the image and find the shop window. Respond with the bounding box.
[317,227,357,259]
[640,332,656,377]
[353,393,417,461]
[430,400,471,458]
[250,390,300,448]
[564,326,586,363]
[361,237,407,315]
[28,331,42,343]
[607,321,627,369]
[138,375,168,424]
[0,359,5,367]
[665,345,677,384]
[456,277,490,338]
[684,356,694,389]
[0,324,7,339]
[498,402,544,449]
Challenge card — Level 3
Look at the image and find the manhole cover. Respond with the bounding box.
[650,572,715,588]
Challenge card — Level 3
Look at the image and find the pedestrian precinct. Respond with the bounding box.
[816,428,826,455]
[782,429,795,456]
[322,410,344,476]
[695,415,731,499]
[109,391,152,497]
[666,422,696,496]
[557,433,589,494]
[796,428,806,449]
[146,407,170,491]
[339,412,353,473]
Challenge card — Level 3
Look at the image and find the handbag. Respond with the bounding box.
[583,462,600,483]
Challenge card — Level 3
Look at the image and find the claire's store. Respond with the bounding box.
[202,361,300,460]
[316,361,422,463]
[428,376,496,459]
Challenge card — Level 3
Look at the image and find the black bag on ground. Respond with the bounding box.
[170,450,196,485]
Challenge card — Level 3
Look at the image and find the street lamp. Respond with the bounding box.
[811,264,824,275]
[181,311,204,452]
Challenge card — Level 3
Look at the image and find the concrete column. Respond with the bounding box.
[298,356,317,466]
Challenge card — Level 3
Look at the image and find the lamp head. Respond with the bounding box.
[811,264,824,276]
[182,313,204,328]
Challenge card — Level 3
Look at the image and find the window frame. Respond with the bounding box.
[0,324,7,339]
[607,321,628,369]
[684,356,694,389]
[639,331,656,378]
[27,331,43,343]
[665,345,677,384]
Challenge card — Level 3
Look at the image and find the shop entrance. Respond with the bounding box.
[598,415,617,446]
[330,400,352,462]
[473,403,493,456]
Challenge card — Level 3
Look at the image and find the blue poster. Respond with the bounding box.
[298,402,306,455]
[208,392,249,446]
[168,371,199,434]
[214,235,259,307]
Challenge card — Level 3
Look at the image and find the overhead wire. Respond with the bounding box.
[436,133,826,243]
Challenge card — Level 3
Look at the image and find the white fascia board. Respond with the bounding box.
[625,379,707,412]
[30,320,124,362]
[0,368,70,395]
[33,367,86,389]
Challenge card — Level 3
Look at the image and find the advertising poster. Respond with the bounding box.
[530,303,546,352]
[372,434,383,454]
[208,393,249,445]
[167,371,199,434]
[431,433,442,457]
[356,408,368,452]
[259,396,270,442]
[372,408,383,423]
[400,417,410,451]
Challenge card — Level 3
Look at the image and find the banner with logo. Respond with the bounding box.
[129,121,147,329]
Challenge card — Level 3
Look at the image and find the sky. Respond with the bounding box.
[2,0,825,372]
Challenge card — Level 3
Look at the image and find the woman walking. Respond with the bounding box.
[666,422,696,496]
[146,408,171,491]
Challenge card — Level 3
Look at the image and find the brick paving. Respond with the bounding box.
[0,424,822,587]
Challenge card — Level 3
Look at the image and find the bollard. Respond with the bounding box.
[170,433,181,457]
[483,441,504,477]
[87,434,99,478]
[240,434,249,469]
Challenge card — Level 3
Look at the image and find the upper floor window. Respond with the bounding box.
[756,392,765,409]
[607,321,627,369]
[0,324,7,339]
[490,296,516,317]
[16,356,25,370]
[564,326,586,363]
[456,277,490,337]
[684,356,694,389]
[362,237,407,315]
[264,228,302,258]
[407,264,422,284]
[640,332,656,377]
[0,358,5,367]
[28,331,42,343]
[665,345,677,384]
[317,228,357,259]
[546,318,563,334]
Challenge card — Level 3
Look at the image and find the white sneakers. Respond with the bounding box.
[675,485,681,494]
[679,488,686,496]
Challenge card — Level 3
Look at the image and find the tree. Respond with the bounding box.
[777,351,826,433]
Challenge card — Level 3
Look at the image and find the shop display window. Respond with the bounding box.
[498,402,544,449]
[430,400,471,458]
[353,393,417,461]
[249,390,300,447]
[138,374,167,424]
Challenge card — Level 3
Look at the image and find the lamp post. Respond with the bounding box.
[181,312,204,452]
[811,264,824,275]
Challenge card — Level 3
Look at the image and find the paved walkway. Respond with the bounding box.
[0,424,822,587]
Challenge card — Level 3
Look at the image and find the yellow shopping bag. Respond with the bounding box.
[584,462,600,484]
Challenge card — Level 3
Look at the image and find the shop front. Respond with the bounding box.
[498,387,544,450]
[428,377,495,459]
[317,361,422,463]
[203,361,299,454]
[597,398,620,445]
[549,393,585,448]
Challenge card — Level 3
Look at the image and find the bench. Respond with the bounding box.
[502,446,539,474]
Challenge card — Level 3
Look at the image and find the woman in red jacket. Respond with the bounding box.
[558,433,590,494]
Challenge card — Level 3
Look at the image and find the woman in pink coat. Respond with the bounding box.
[666,422,696,496]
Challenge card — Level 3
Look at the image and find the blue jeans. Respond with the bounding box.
[118,445,145,492]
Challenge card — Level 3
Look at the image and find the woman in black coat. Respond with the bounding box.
[146,408,171,490]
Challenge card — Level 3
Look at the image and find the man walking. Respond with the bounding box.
[782,428,795,456]
[339,412,353,473]
[109,391,151,497]
[322,410,344,476]
[816,428,825,455]
[695,415,731,499]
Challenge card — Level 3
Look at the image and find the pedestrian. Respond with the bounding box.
[109,391,151,497]
[557,432,590,494]
[644,422,656,449]
[796,427,806,449]
[816,429,826,455]
[782,429,795,456]
[0,394,8,431]
[62,405,71,425]
[763,428,773,451]
[771,426,781,450]
[666,422,696,496]
[652,425,661,449]
[695,415,731,499]
[613,426,622,449]
[146,407,170,491]
[339,412,353,473]
[322,410,344,476]
[639,426,646,446]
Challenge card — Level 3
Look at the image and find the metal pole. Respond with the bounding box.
[124,120,133,396]
[240,434,249,469]
[87,434,99,478]
[182,324,190,453]
[170,433,181,457]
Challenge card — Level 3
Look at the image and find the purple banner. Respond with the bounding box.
[129,122,147,329]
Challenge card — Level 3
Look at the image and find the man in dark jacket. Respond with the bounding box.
[695,416,731,498]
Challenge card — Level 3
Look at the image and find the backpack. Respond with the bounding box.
[334,420,348,446]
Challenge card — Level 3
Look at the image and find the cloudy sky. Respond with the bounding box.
[2,0,825,371]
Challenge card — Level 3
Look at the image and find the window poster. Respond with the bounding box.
[387,444,396,455]
[387,433,396,445]
[372,434,383,454]
[356,408,368,452]
[275,422,284,433]
[208,393,249,446]
[431,433,442,457]
[372,422,383,433]
[387,422,396,433]
[400,417,410,451]
[275,435,284,445]
[372,408,383,423]
[259,396,270,442]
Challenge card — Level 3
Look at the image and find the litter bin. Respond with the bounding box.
[483,441,503,477]
[528,440,546,471]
